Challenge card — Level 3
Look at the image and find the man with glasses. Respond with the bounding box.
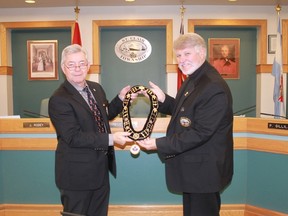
[49,44,132,216]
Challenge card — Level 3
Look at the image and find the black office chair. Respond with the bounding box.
[60,211,85,216]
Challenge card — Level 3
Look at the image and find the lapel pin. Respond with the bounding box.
[184,91,189,96]
[180,117,191,127]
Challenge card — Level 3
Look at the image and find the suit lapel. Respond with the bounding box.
[63,80,90,112]
[171,77,195,122]
[64,80,110,132]
[170,62,208,124]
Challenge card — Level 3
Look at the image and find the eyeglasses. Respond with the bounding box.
[64,62,88,71]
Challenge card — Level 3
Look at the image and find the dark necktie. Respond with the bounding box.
[83,86,106,133]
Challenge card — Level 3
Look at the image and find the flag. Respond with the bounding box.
[177,8,187,90]
[180,15,184,35]
[72,21,82,46]
[271,13,285,118]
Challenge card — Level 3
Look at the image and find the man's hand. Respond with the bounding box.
[118,85,137,102]
[137,137,157,150]
[149,81,165,103]
[113,132,133,145]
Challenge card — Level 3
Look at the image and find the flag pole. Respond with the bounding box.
[177,1,186,90]
[74,0,80,21]
[272,4,286,118]
[72,3,82,46]
[180,1,185,35]
[275,4,281,15]
[275,4,286,117]
[74,5,80,22]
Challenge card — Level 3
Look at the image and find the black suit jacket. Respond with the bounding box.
[156,61,234,193]
[49,80,123,190]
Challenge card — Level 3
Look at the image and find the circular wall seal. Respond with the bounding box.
[115,36,152,63]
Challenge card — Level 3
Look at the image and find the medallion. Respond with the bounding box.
[130,144,141,155]
[122,85,159,141]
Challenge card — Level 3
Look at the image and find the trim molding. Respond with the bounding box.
[0,204,286,216]
[1,117,287,135]
[0,21,74,66]
[0,118,287,154]
[0,66,13,75]
[256,64,288,73]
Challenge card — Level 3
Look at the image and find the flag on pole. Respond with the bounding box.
[271,12,285,118]
[177,5,187,90]
[180,14,184,35]
[72,21,82,46]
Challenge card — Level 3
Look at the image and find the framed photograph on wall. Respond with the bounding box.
[27,40,58,80]
[268,34,276,54]
[208,38,240,79]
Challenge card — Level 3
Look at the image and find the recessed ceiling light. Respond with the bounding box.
[125,0,135,2]
[228,0,237,2]
[25,0,36,3]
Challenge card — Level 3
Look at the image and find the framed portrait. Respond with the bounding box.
[268,34,276,54]
[208,38,240,79]
[27,40,58,80]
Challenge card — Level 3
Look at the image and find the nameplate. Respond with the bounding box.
[23,122,50,128]
[268,123,288,130]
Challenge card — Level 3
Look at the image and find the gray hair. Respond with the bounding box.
[173,33,207,58]
[61,44,88,65]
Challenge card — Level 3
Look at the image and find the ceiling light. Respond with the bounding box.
[25,0,36,3]
[125,0,135,2]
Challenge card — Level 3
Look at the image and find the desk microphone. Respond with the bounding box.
[23,110,49,118]
[260,112,287,119]
[233,105,256,116]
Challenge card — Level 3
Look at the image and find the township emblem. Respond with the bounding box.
[115,36,152,63]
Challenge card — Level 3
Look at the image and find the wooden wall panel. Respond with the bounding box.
[0,118,287,154]
[0,204,285,216]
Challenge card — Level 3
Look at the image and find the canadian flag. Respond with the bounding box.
[72,21,82,46]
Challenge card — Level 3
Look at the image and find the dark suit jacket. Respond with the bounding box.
[49,80,123,190]
[156,61,234,193]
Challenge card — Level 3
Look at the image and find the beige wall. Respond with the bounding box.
[0,5,287,116]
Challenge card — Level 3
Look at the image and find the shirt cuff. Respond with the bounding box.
[108,134,114,146]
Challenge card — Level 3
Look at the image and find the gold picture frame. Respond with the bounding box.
[208,38,240,79]
[27,40,58,80]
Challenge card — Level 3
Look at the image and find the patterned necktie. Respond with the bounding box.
[83,86,106,133]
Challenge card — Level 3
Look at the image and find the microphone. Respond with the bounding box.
[23,110,49,118]
[260,112,287,119]
[233,105,256,116]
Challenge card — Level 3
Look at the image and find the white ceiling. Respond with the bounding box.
[0,0,286,8]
